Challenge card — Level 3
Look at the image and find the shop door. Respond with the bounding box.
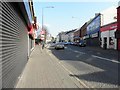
[103,37,107,49]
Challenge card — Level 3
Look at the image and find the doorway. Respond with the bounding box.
[103,37,107,49]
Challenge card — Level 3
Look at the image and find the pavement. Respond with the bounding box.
[16,45,83,88]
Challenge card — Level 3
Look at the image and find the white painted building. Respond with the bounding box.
[46,33,52,43]
[100,6,117,49]
[60,32,66,42]
[101,22,117,49]
[66,30,75,42]
[100,6,117,26]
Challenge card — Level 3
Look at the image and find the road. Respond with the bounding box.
[47,45,119,88]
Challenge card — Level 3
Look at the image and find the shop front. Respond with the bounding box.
[116,2,120,51]
[101,22,117,50]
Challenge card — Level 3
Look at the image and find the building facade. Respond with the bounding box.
[67,30,76,42]
[101,22,117,49]
[100,6,117,49]
[74,29,80,43]
[116,2,120,51]
[86,14,101,47]
[80,22,87,40]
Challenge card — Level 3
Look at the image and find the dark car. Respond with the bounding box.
[79,40,86,47]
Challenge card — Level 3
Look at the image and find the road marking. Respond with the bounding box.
[92,55,120,64]
[67,47,119,64]
[68,48,86,54]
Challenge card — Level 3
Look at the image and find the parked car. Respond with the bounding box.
[46,42,56,48]
[73,42,78,46]
[64,42,71,45]
[70,42,74,45]
[55,42,65,49]
[79,40,86,47]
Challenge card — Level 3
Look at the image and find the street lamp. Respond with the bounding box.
[41,6,54,43]
[42,6,54,31]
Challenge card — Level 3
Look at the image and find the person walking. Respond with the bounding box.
[42,40,45,49]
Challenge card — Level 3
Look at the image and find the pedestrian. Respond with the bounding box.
[42,41,45,49]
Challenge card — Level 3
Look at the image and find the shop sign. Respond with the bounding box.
[87,15,100,35]
[28,25,34,35]
[101,22,117,32]
[40,30,45,35]
[90,33,98,38]
[84,35,89,39]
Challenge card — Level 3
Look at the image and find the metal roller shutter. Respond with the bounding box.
[29,38,31,54]
[32,39,34,50]
[1,2,28,88]
[0,1,2,89]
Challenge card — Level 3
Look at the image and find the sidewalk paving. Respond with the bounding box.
[16,45,83,88]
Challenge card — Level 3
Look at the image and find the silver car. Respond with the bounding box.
[55,42,65,49]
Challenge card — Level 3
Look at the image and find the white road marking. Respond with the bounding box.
[68,48,85,54]
[67,47,119,64]
[92,55,119,64]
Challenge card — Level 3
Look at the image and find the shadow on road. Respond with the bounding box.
[48,46,119,86]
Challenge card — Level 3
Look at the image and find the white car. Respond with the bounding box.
[46,42,56,48]
[55,42,65,49]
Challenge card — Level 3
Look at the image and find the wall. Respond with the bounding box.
[80,23,87,39]
[100,6,117,26]
[0,2,2,89]
[117,5,120,50]
[86,15,101,46]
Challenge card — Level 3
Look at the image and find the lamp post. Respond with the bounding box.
[41,6,54,43]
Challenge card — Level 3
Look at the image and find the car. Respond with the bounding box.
[45,42,56,48]
[79,40,86,47]
[54,42,65,50]
[73,42,78,46]
[70,42,74,45]
[64,42,71,45]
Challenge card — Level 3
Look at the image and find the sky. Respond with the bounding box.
[33,0,118,37]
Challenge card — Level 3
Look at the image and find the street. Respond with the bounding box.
[1,1,120,89]
[47,45,119,88]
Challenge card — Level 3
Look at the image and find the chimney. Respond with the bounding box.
[95,13,100,16]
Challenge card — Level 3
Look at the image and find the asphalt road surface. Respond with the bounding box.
[48,45,119,88]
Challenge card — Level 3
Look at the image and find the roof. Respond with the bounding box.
[65,29,76,34]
